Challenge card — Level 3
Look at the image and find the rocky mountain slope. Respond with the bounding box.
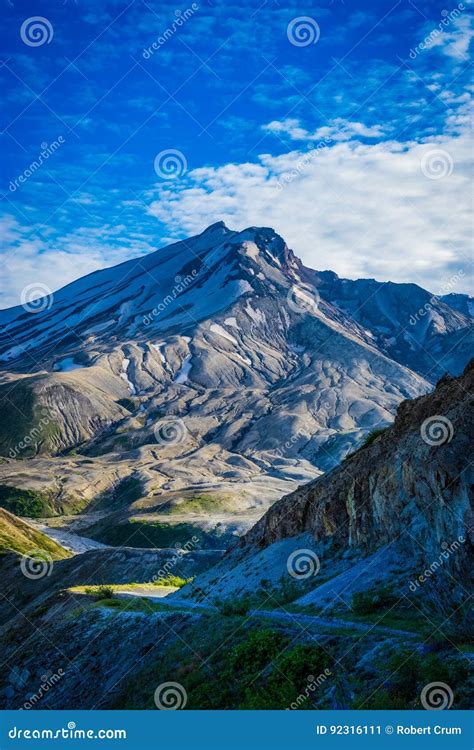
[314,272,472,381]
[0,223,471,542]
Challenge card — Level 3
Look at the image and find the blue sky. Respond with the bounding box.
[1,0,472,307]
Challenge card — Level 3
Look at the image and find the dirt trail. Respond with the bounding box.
[113,590,418,638]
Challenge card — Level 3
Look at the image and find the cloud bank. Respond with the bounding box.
[147,130,472,295]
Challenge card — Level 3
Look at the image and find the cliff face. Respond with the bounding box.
[241,360,473,574]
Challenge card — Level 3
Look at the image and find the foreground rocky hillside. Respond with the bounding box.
[181,359,473,608]
[0,365,471,710]
[245,360,473,557]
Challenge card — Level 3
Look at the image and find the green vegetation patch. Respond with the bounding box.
[86,518,233,549]
[0,485,56,518]
[351,585,398,615]
[153,574,193,588]
[163,492,237,516]
[358,649,470,709]
[0,378,61,458]
[348,427,389,458]
[0,509,70,558]
[111,623,333,710]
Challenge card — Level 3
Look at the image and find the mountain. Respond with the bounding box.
[0,223,471,545]
[440,292,474,319]
[313,272,472,381]
[180,359,473,609]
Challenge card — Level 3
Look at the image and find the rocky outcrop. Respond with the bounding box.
[241,360,473,577]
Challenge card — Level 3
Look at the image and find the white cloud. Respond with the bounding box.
[263,117,386,142]
[412,10,474,61]
[147,131,473,295]
[0,217,153,309]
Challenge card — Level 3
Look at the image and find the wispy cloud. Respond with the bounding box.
[263,117,387,142]
[147,129,472,295]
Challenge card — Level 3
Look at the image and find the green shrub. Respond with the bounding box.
[0,485,55,518]
[153,575,193,588]
[351,585,397,615]
[356,649,469,709]
[360,428,388,449]
[84,585,115,600]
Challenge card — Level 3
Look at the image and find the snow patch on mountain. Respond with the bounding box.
[120,358,136,394]
[210,323,238,346]
[175,354,192,384]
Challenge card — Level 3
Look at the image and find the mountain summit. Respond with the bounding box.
[0,223,471,542]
